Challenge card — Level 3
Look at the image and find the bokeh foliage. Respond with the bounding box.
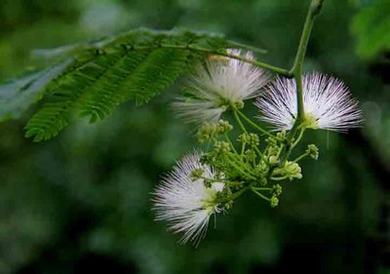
[0,0,389,274]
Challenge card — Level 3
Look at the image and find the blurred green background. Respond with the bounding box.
[0,0,389,273]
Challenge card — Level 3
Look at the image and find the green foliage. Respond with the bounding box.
[0,29,243,142]
[0,0,386,273]
[0,60,72,121]
[351,0,390,59]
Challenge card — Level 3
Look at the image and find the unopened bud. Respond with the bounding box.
[272,184,282,196]
[217,119,233,133]
[270,196,279,208]
[306,144,319,160]
[269,155,279,165]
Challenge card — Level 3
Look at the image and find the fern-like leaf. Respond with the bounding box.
[0,28,262,141]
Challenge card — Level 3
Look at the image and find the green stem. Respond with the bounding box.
[233,108,248,134]
[224,133,238,154]
[289,0,325,129]
[271,176,288,181]
[252,187,272,191]
[227,153,257,180]
[224,181,244,187]
[293,152,308,163]
[236,109,276,139]
[137,43,291,76]
[240,142,246,156]
[251,187,271,201]
[292,128,305,148]
[254,146,265,161]
[218,185,249,203]
[229,186,249,201]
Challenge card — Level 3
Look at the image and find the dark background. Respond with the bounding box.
[0,0,389,273]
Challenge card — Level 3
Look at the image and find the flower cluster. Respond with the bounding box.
[153,50,362,245]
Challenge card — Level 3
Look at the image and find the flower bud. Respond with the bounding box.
[306,144,319,160]
[245,149,257,162]
[197,122,217,143]
[214,141,231,154]
[276,130,287,140]
[270,196,279,208]
[248,133,260,147]
[216,120,233,133]
[272,184,282,196]
[269,155,279,165]
[234,100,244,109]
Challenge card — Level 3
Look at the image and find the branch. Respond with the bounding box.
[273,0,325,166]
[150,43,291,76]
[290,0,325,125]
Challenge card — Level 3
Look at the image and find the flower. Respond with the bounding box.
[173,49,270,125]
[153,152,225,245]
[255,72,362,132]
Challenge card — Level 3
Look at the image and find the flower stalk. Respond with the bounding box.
[289,0,325,133]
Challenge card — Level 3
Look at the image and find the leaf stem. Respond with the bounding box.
[137,43,291,76]
[227,40,268,54]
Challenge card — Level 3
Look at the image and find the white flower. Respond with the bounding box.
[254,72,362,132]
[153,152,225,245]
[173,49,270,125]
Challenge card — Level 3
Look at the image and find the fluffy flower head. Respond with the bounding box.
[173,49,270,125]
[255,73,362,132]
[153,152,225,245]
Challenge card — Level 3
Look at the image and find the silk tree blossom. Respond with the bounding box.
[153,152,225,245]
[173,49,270,125]
[255,72,362,132]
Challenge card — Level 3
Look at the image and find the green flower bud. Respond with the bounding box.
[234,100,244,109]
[267,145,279,156]
[197,122,217,143]
[214,141,231,154]
[237,133,249,144]
[238,133,260,147]
[265,136,277,145]
[306,144,319,160]
[273,161,302,181]
[272,184,283,196]
[248,133,259,147]
[245,149,257,162]
[216,119,233,134]
[270,196,279,208]
[269,155,279,165]
[259,177,268,186]
[255,161,267,172]
[284,161,302,180]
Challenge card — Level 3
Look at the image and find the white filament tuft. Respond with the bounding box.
[173,49,270,125]
[152,152,224,245]
[254,72,363,132]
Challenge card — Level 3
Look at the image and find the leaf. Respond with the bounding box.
[0,60,72,121]
[0,28,258,141]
